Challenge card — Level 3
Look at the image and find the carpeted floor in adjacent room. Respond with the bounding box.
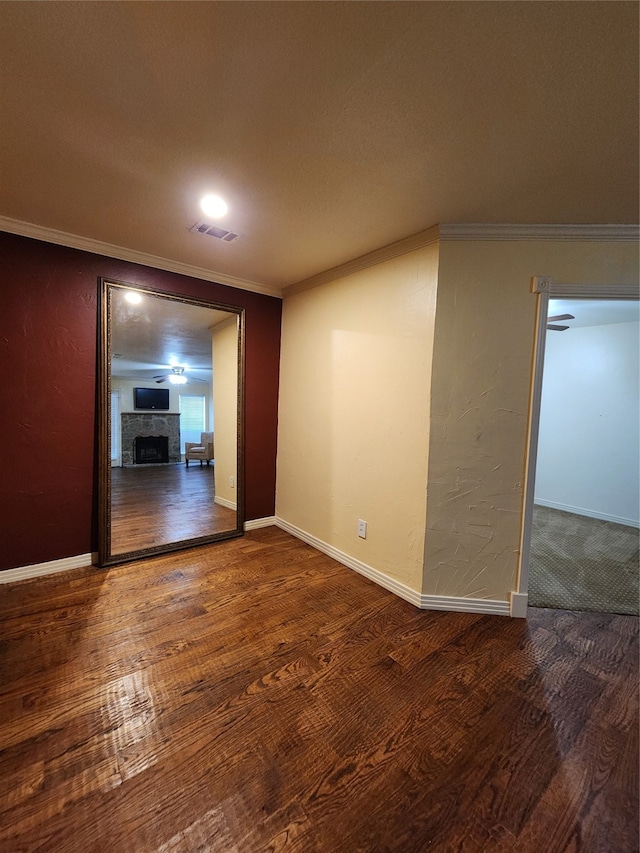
[529,504,639,615]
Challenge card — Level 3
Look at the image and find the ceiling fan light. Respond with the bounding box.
[169,373,187,385]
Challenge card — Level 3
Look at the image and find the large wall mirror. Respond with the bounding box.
[98,278,244,566]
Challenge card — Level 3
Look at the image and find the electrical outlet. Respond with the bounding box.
[357,519,367,539]
[229,476,234,488]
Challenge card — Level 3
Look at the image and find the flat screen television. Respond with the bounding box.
[134,387,170,410]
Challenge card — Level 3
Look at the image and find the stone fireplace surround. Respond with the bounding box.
[121,413,181,466]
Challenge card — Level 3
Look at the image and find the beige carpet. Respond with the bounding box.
[529,505,639,615]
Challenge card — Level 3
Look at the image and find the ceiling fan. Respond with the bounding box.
[153,366,208,385]
[547,313,575,332]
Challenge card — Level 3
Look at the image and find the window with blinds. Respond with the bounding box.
[179,395,206,454]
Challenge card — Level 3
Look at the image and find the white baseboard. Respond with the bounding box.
[419,594,510,616]
[534,498,639,529]
[1,521,514,621]
[274,517,511,616]
[510,592,528,618]
[215,496,237,511]
[0,553,93,584]
[275,516,424,606]
[244,516,277,531]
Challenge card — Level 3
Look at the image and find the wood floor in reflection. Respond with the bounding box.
[110,464,237,553]
[0,528,638,852]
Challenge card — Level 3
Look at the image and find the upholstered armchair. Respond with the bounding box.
[185,432,214,467]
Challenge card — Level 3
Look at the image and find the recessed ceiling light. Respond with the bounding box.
[125,291,142,304]
[200,194,228,219]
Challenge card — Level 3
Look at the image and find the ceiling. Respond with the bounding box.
[0,2,637,293]
[111,285,231,382]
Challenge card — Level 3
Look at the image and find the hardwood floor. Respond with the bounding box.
[1,528,637,852]
[110,464,237,554]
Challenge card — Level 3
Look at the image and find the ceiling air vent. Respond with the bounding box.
[189,220,241,242]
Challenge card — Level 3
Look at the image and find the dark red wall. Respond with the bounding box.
[0,231,281,571]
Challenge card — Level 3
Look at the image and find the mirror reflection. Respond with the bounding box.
[100,280,244,565]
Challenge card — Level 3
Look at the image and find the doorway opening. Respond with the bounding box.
[519,278,639,616]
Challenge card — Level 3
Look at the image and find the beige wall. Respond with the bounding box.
[212,317,239,509]
[276,243,440,591]
[425,239,639,601]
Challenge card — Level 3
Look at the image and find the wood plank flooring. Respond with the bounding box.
[110,464,237,554]
[0,528,637,852]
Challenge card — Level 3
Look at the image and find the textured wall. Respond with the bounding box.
[425,239,640,601]
[0,231,281,571]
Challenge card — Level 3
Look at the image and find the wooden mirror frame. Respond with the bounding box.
[97,277,245,566]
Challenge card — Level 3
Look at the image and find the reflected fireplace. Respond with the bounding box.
[121,413,181,465]
[134,435,169,464]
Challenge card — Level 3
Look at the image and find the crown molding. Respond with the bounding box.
[0,215,283,299]
[283,222,638,296]
[439,223,640,242]
[285,225,441,296]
